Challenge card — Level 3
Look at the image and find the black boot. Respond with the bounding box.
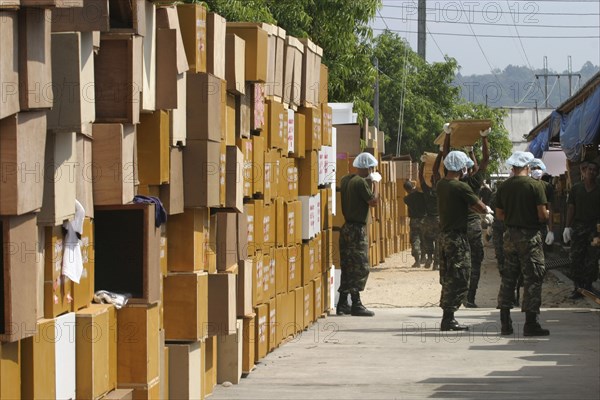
[336,292,351,316]
[523,312,550,337]
[350,292,375,317]
[569,283,584,299]
[424,255,432,269]
[500,308,513,335]
[464,289,478,308]
[440,310,468,331]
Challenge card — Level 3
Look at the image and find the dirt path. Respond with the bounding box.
[361,242,593,310]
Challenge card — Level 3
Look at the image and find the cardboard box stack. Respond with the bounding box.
[0,2,343,399]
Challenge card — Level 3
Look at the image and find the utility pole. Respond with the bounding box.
[374,57,379,128]
[535,56,581,107]
[417,0,426,60]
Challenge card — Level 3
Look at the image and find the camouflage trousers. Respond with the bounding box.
[467,218,484,291]
[492,220,505,268]
[439,231,471,312]
[422,216,440,261]
[570,222,600,287]
[498,228,545,313]
[339,222,370,294]
[409,218,425,260]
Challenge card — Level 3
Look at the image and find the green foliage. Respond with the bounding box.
[200,0,275,23]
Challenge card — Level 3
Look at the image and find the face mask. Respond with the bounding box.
[531,169,543,180]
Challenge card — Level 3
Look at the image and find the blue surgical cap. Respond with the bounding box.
[353,152,378,169]
[443,151,474,172]
[506,151,535,168]
[528,158,547,171]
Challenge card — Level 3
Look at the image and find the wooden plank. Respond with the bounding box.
[433,119,492,147]
[0,11,19,119]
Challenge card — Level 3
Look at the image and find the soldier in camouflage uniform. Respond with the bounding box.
[436,150,488,331]
[403,181,427,267]
[563,161,600,299]
[336,153,380,317]
[419,151,443,270]
[495,151,550,337]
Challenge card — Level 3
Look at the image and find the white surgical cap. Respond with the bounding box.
[443,151,474,172]
[528,158,546,171]
[353,152,378,169]
[506,151,534,168]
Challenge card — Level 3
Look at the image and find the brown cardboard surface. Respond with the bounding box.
[176,3,207,73]
[298,150,319,196]
[155,28,178,110]
[103,389,134,400]
[237,258,254,317]
[301,240,317,286]
[159,145,184,215]
[236,88,251,139]
[116,304,160,385]
[76,304,114,400]
[95,33,142,124]
[252,135,265,195]
[242,314,255,374]
[0,111,46,215]
[0,213,38,342]
[303,281,315,328]
[293,112,306,158]
[321,104,333,146]
[254,304,268,361]
[253,255,264,306]
[91,124,135,205]
[237,138,253,197]
[299,106,322,151]
[203,335,217,397]
[293,287,303,334]
[433,120,492,147]
[267,298,277,351]
[171,71,187,147]
[0,11,19,119]
[186,72,222,142]
[225,33,246,95]
[335,124,362,156]
[275,247,288,296]
[21,319,56,399]
[72,217,95,311]
[226,23,268,82]
[219,140,227,206]
[207,12,226,80]
[217,319,243,384]
[155,6,188,73]
[0,338,20,400]
[51,0,109,32]
[164,272,208,341]
[275,197,285,247]
[319,63,329,104]
[313,276,323,318]
[226,94,236,145]
[251,83,266,132]
[267,100,287,150]
[167,207,208,272]
[287,245,301,291]
[137,110,170,185]
[18,7,53,110]
[216,211,238,272]
[75,134,94,218]
[208,273,237,336]
[166,342,202,400]
[182,139,221,207]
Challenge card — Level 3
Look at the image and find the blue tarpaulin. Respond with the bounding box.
[527,125,549,158]
[559,85,600,161]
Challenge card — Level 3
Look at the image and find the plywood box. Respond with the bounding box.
[252,135,265,195]
[237,258,253,317]
[76,304,115,400]
[116,378,159,400]
[164,271,208,341]
[18,7,53,110]
[177,3,207,73]
[216,212,238,272]
[217,319,243,384]
[0,111,46,216]
[155,6,188,73]
[20,0,83,8]
[299,106,322,151]
[225,33,246,95]
[141,1,156,112]
[137,110,170,186]
[242,314,255,374]
[37,131,77,225]
[72,217,95,311]
[155,28,178,111]
[226,23,268,82]
[103,389,133,400]
[166,342,202,400]
[159,145,184,215]
[166,207,208,272]
[92,123,136,205]
[254,304,268,361]
[433,120,492,147]
[208,273,237,336]
[251,82,266,132]
[75,134,94,218]
[117,304,160,385]
[225,145,244,212]
[207,12,226,80]
[47,31,95,134]
[335,123,362,156]
[0,11,19,120]
[0,214,38,342]
[298,150,319,196]
[43,226,72,319]
[267,99,287,150]
[21,319,57,400]
[51,0,110,32]
[94,204,160,304]
[293,112,306,158]
[267,298,277,351]
[287,245,301,291]
[319,63,329,104]
[182,139,221,207]
[0,340,20,400]
[171,72,188,146]
[186,72,222,142]
[94,33,142,124]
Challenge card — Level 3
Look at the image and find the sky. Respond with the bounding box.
[372,0,600,76]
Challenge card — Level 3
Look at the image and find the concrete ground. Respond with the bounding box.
[212,306,600,399]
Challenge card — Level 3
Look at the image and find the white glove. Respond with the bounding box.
[480,128,491,137]
[485,205,494,215]
[439,144,444,152]
[483,213,494,226]
[465,146,473,152]
[368,172,382,183]
[545,231,554,245]
[443,123,451,134]
[563,227,572,243]
[420,154,427,163]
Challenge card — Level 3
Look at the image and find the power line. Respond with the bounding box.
[504,0,534,71]
[381,4,599,16]
[372,28,600,39]
[374,15,600,29]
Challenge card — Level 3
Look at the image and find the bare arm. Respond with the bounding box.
[442,131,451,158]
[478,136,490,173]
[469,149,479,174]
[368,182,379,207]
[432,151,443,181]
[469,199,488,214]
[419,162,429,190]
[496,208,505,221]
